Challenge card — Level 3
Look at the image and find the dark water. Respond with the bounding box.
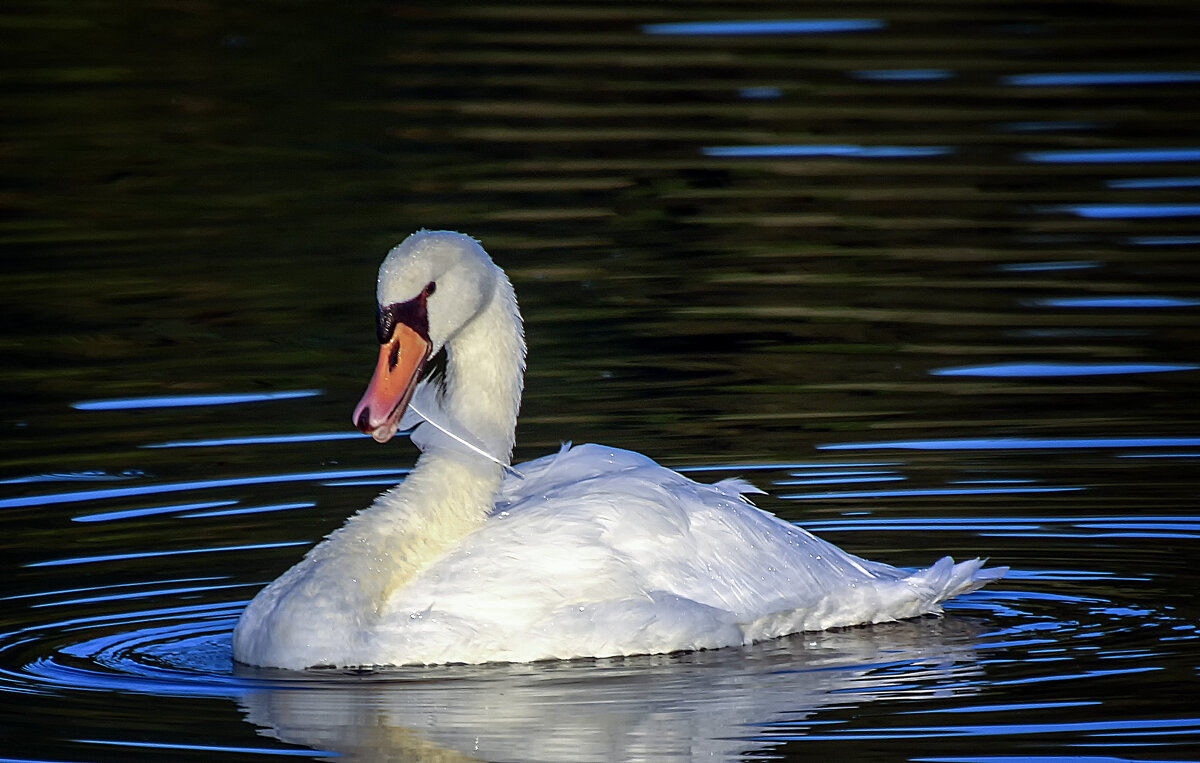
[3,1,1200,760]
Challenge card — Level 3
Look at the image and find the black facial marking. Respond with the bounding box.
[375,281,435,344]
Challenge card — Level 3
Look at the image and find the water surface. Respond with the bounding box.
[2,0,1199,760]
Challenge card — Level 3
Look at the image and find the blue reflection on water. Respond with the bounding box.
[27,541,308,568]
[1021,148,1200,163]
[74,500,240,523]
[788,463,902,469]
[144,432,362,448]
[2,576,226,603]
[1080,521,1200,531]
[1003,71,1200,86]
[179,502,315,519]
[1107,176,1200,189]
[678,461,895,472]
[1042,203,1200,218]
[48,601,238,637]
[782,486,1080,500]
[73,391,321,410]
[0,470,145,484]
[0,468,408,510]
[902,700,1101,715]
[805,517,1044,531]
[931,362,1198,377]
[822,437,1200,451]
[738,86,783,99]
[852,69,953,81]
[1033,296,1200,308]
[998,261,1100,272]
[74,739,332,757]
[703,145,952,158]
[784,714,1197,742]
[918,756,1188,763]
[33,583,246,608]
[784,469,899,477]
[804,515,1200,536]
[1127,235,1200,245]
[774,475,905,487]
[643,19,886,35]
[321,477,409,486]
[996,121,1101,132]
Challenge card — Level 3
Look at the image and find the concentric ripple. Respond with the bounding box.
[1,590,250,698]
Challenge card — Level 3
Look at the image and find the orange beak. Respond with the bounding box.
[352,322,432,443]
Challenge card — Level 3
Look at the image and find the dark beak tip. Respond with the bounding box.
[354,406,372,433]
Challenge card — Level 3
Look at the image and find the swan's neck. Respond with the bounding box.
[326,271,525,595]
[436,269,525,466]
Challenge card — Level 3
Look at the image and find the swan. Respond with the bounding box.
[232,230,1005,669]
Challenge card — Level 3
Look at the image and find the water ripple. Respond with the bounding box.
[643,19,886,36]
[1042,203,1200,219]
[73,390,321,411]
[143,432,362,448]
[703,144,952,159]
[930,362,1198,377]
[1108,176,1200,189]
[26,541,308,568]
[1003,71,1200,87]
[852,69,954,81]
[73,739,333,757]
[0,467,408,510]
[1021,148,1200,163]
[1031,296,1200,308]
[782,486,1081,500]
[821,437,1200,451]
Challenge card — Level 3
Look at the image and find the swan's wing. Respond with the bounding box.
[487,444,891,619]
[496,444,1003,630]
[377,443,1004,663]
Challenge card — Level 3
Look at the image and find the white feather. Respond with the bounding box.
[401,378,525,478]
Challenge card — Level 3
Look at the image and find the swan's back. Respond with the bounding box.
[368,444,1002,665]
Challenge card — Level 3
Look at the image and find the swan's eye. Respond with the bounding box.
[376,287,433,345]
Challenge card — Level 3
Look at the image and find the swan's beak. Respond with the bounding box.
[352,322,431,443]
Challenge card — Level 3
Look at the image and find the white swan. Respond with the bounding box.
[232,230,1005,669]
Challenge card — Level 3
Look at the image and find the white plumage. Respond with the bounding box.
[232,230,1004,669]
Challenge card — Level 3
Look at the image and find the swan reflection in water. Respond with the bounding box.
[236,615,994,762]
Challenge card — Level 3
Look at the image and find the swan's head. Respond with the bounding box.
[352,230,499,443]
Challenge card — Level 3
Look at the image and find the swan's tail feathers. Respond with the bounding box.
[909,556,1008,606]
